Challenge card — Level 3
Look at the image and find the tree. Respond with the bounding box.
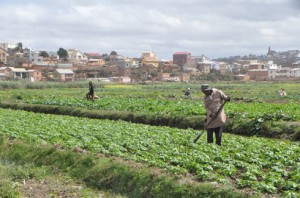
[39,51,49,58]
[110,51,117,56]
[17,42,23,50]
[102,53,110,61]
[207,69,220,81]
[12,42,23,54]
[157,63,164,73]
[57,48,68,60]
[222,71,234,81]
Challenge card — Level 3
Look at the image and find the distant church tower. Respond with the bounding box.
[267,46,271,55]
[267,46,275,57]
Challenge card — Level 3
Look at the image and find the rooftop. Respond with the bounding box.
[56,69,74,74]
[173,52,190,55]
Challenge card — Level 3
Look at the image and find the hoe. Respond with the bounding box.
[193,101,228,143]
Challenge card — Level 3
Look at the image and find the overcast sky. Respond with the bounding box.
[1,0,300,60]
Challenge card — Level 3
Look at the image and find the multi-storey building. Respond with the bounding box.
[140,51,160,67]
[23,48,43,65]
[0,47,7,64]
[0,43,18,54]
[67,49,87,64]
[0,43,19,64]
[173,52,192,66]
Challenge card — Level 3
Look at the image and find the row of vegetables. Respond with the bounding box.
[1,83,299,122]
[24,96,299,121]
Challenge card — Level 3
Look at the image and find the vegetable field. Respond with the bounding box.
[0,82,299,122]
[0,81,299,197]
[0,108,299,196]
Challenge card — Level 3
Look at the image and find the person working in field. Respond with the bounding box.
[86,81,95,101]
[201,84,230,146]
[185,88,191,97]
[279,88,287,97]
[184,87,195,99]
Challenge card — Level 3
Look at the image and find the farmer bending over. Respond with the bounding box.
[185,88,191,97]
[86,81,94,101]
[279,88,287,97]
[201,84,230,146]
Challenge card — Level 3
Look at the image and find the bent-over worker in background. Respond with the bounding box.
[86,81,95,101]
[201,84,230,146]
[279,88,287,97]
[185,88,191,97]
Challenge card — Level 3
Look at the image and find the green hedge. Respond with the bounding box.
[0,102,206,129]
[0,102,299,141]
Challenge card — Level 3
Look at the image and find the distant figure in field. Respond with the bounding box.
[184,87,194,99]
[279,88,287,97]
[86,81,95,101]
[185,88,191,97]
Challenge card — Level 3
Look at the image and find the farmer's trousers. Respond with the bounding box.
[207,126,223,146]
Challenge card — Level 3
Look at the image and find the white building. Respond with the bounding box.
[0,43,18,54]
[54,69,74,81]
[289,68,300,78]
[67,49,88,63]
[9,67,28,80]
[266,61,280,70]
[23,48,43,65]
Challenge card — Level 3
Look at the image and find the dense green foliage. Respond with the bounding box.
[1,81,299,140]
[0,82,299,121]
[0,137,248,198]
[1,101,299,141]
[0,81,299,196]
[0,108,299,196]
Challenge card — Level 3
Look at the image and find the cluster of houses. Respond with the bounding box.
[0,42,300,82]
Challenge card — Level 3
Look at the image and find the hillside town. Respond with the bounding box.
[0,42,300,82]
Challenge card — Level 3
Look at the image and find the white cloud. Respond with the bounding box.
[260,28,277,37]
[1,0,299,59]
[147,10,182,28]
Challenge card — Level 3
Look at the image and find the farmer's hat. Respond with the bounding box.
[201,84,211,91]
